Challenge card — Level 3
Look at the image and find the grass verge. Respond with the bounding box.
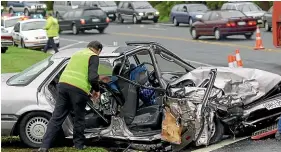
[1,136,108,152]
[1,47,50,73]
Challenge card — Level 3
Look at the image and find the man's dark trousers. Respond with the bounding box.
[41,83,89,149]
[43,37,59,53]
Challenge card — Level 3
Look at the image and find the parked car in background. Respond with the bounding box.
[78,1,117,21]
[190,10,257,40]
[262,6,273,32]
[1,27,13,53]
[7,1,47,16]
[117,1,159,24]
[221,2,266,25]
[58,7,110,34]
[1,16,22,33]
[170,3,208,26]
[12,19,60,49]
[53,1,80,18]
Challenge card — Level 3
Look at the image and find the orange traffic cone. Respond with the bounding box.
[254,26,265,50]
[228,55,235,68]
[235,49,243,68]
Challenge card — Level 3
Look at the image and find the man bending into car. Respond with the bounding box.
[43,12,59,53]
[36,41,109,152]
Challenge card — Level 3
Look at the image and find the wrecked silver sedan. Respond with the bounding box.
[1,41,281,151]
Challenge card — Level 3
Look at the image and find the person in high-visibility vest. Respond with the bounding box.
[43,12,59,53]
[37,41,109,152]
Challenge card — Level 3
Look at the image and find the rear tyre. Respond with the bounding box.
[9,8,14,14]
[1,47,7,53]
[19,112,51,148]
[72,24,79,35]
[244,33,253,40]
[173,17,179,26]
[98,28,105,33]
[264,21,271,32]
[191,27,199,40]
[24,8,30,16]
[214,28,222,40]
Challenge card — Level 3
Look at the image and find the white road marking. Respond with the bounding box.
[140,25,145,28]
[148,27,167,31]
[185,59,214,67]
[191,137,249,152]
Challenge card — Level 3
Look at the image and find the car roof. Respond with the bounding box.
[19,18,46,24]
[51,45,139,59]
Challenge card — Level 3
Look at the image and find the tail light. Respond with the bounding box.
[80,19,85,25]
[248,21,257,26]
[226,22,236,27]
[106,17,110,23]
[1,36,12,40]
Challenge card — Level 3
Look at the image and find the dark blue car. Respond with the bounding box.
[170,3,208,26]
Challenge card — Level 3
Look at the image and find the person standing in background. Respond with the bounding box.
[43,12,59,53]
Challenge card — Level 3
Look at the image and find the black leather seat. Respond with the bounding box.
[112,63,162,129]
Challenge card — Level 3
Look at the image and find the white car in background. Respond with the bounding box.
[1,16,22,33]
[12,19,60,49]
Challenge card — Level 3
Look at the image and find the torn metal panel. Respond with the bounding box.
[171,67,281,105]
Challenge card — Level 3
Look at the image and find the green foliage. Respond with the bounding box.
[206,1,226,10]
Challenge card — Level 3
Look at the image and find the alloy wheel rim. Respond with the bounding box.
[189,19,192,25]
[192,29,196,38]
[133,16,137,24]
[25,117,49,144]
[265,22,269,31]
[215,30,220,39]
[24,10,28,16]
[73,25,77,34]
[173,18,177,25]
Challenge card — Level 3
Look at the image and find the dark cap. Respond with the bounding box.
[87,41,103,51]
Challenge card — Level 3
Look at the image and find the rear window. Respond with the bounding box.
[188,5,208,12]
[221,11,246,18]
[4,18,21,28]
[83,9,106,17]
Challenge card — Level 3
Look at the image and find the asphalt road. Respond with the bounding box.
[58,21,281,75]
[56,21,281,152]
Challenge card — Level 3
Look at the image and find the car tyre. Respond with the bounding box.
[244,33,253,40]
[191,27,199,40]
[173,17,179,26]
[1,47,7,53]
[118,14,124,23]
[209,117,225,144]
[12,38,18,47]
[133,15,140,24]
[189,18,193,26]
[264,21,271,32]
[21,39,26,48]
[24,8,30,16]
[19,112,51,148]
[214,28,222,40]
[98,28,105,34]
[9,8,14,14]
[72,24,79,35]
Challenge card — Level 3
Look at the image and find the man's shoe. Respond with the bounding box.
[32,148,49,152]
[276,131,281,141]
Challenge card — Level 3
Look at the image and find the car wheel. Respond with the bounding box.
[1,47,7,53]
[9,8,14,14]
[214,28,222,40]
[265,21,271,32]
[21,39,26,48]
[19,112,51,148]
[133,15,139,24]
[191,27,199,40]
[98,28,105,34]
[118,14,124,23]
[72,24,79,35]
[173,17,179,26]
[24,8,29,16]
[12,39,17,47]
[189,18,193,26]
[209,117,225,144]
[244,33,253,40]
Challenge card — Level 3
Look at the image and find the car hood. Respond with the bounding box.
[170,67,281,105]
[135,8,157,13]
[21,29,47,37]
[244,11,266,17]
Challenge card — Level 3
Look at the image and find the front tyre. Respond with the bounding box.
[19,112,51,148]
